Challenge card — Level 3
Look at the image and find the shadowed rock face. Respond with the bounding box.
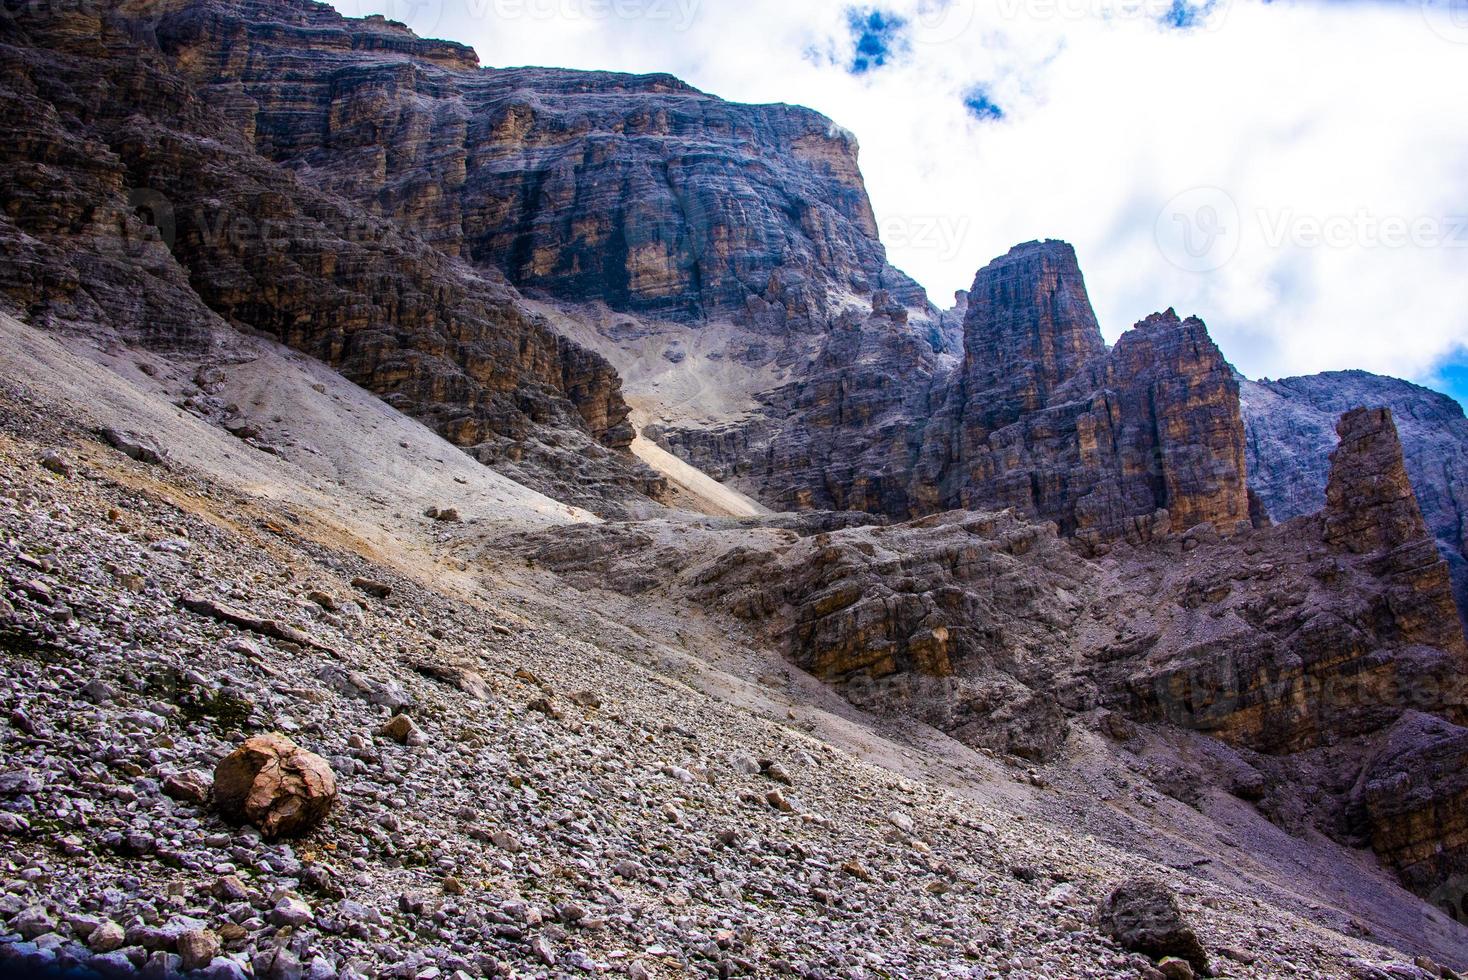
[1243,371,1468,623]
[1361,712,1468,901]
[1325,408,1438,555]
[0,0,662,511]
[153,0,927,322]
[956,240,1106,427]
[660,242,1253,551]
[923,244,1250,544]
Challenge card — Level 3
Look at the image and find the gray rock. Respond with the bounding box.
[81,680,115,704]
[14,906,56,940]
[39,449,74,477]
[101,428,168,466]
[0,771,43,796]
[90,950,141,978]
[254,947,304,980]
[269,897,314,929]
[1096,879,1210,977]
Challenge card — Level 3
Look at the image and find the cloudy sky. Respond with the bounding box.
[330,0,1468,399]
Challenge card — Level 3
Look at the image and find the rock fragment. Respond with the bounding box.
[213,734,338,839]
[1097,879,1210,977]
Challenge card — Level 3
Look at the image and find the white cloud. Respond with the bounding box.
[329,0,1468,388]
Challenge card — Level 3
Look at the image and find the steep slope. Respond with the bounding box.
[1243,371,1468,620]
[0,0,661,513]
[15,301,1468,977]
[2,326,1466,975]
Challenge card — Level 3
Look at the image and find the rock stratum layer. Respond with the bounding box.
[155,0,928,323]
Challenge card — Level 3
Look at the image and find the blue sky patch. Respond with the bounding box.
[1162,0,1217,29]
[847,8,908,74]
[964,87,1005,122]
[1430,359,1468,410]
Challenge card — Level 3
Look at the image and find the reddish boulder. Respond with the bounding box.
[213,734,338,839]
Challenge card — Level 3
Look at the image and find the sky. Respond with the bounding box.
[328,0,1468,401]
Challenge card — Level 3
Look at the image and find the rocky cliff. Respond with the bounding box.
[917,243,1251,547]
[518,405,1468,903]
[0,0,662,511]
[1243,371,1468,621]
[662,242,1253,554]
[153,0,929,324]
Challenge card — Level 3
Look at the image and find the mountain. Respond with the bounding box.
[1243,371,1468,622]
[3,0,1468,974]
[0,0,660,512]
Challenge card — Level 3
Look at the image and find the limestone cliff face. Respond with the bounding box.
[1243,371,1468,622]
[921,264,1251,548]
[153,0,927,323]
[662,242,1252,550]
[519,405,1468,899]
[1325,408,1439,554]
[0,0,659,511]
[955,240,1106,428]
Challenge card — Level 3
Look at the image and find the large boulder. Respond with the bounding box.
[1097,879,1210,977]
[213,734,337,839]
